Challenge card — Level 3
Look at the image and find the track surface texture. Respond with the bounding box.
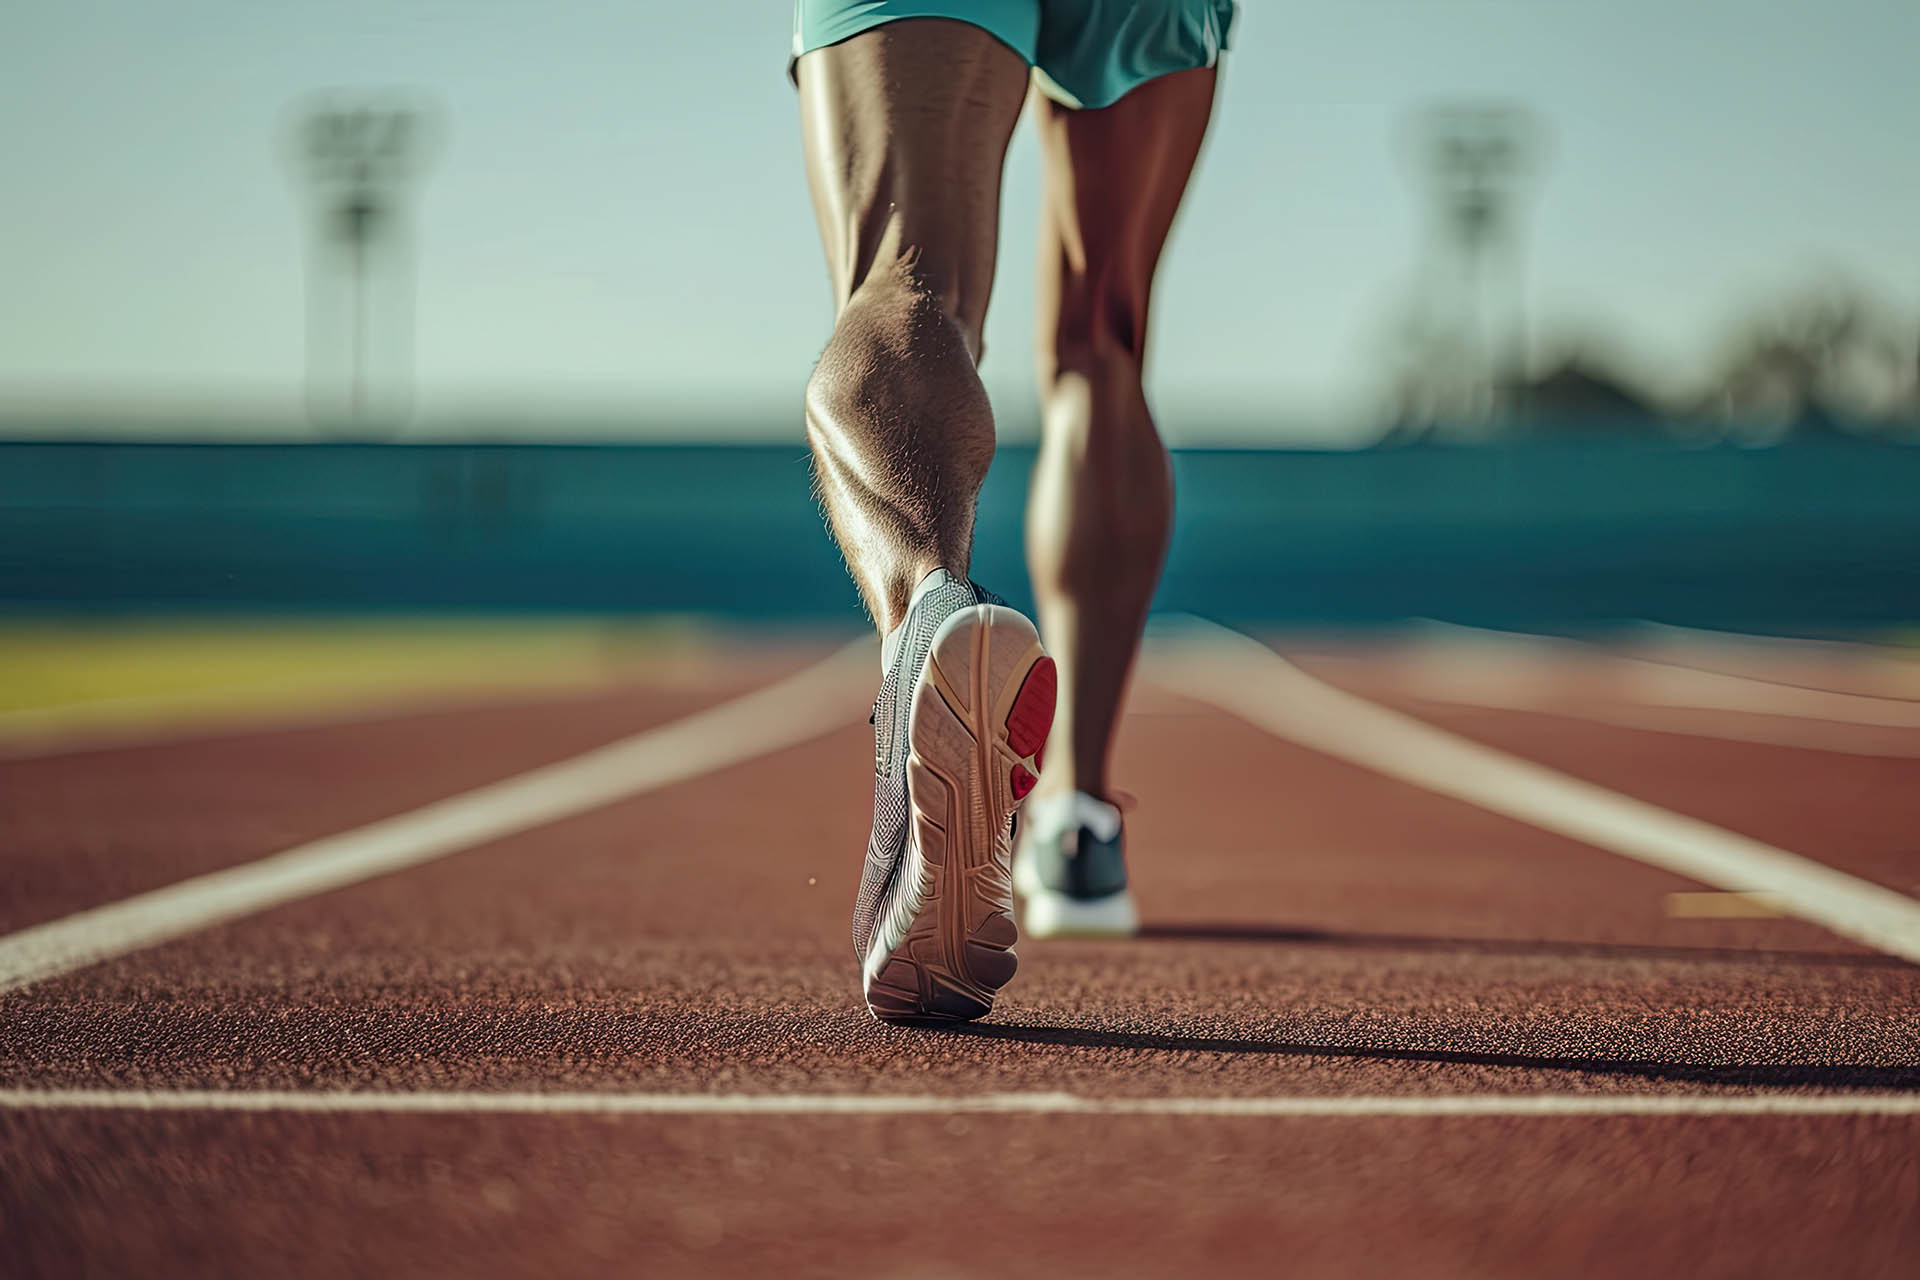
[3,623,1918,1278]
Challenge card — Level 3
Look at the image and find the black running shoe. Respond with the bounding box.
[1013,791,1140,937]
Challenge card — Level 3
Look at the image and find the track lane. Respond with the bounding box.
[1290,651,1920,900]
[1152,625,1920,965]
[0,650,831,934]
[5,1110,1916,1279]
[5,700,1913,1098]
[5,637,1918,1279]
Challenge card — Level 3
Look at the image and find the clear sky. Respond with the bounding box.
[4,1,1916,442]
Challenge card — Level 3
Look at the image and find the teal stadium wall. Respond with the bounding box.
[3,439,1917,628]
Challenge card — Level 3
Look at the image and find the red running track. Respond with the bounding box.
[2,631,1917,1278]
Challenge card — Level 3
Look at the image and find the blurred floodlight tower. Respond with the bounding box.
[1398,102,1546,434]
[287,96,440,435]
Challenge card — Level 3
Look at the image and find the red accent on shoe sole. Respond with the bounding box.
[1005,656,1056,760]
[1010,763,1036,800]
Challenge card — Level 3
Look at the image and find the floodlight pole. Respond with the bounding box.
[288,101,436,434]
[342,185,378,422]
[1413,104,1543,418]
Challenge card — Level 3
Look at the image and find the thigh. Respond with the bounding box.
[1034,66,1217,368]
[796,18,1031,350]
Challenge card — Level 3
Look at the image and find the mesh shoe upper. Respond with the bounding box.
[850,570,984,962]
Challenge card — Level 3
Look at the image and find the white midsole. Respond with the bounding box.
[1020,887,1140,939]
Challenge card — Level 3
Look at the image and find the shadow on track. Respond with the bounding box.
[947,1022,1920,1090]
[1133,923,1917,970]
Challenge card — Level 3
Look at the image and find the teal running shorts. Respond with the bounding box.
[791,0,1237,109]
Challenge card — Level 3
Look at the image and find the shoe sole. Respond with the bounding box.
[1019,886,1141,939]
[862,604,1054,1025]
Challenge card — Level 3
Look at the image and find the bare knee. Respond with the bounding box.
[1039,263,1157,446]
[834,214,991,362]
[1041,339,1166,479]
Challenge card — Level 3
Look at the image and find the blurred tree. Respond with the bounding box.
[1703,279,1918,443]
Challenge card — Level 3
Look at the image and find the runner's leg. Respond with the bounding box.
[797,20,1029,630]
[1026,66,1218,801]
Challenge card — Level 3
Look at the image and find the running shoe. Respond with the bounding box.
[1013,790,1140,938]
[854,570,1056,1024]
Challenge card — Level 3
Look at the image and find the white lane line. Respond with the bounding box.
[0,643,874,995]
[1,1088,1915,1117]
[1629,622,1920,702]
[1636,620,1920,666]
[1148,619,1920,965]
[1384,677,1920,758]
[1412,619,1920,726]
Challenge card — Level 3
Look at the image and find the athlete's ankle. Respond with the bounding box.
[1025,787,1123,840]
[878,567,965,669]
[1028,776,1112,809]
